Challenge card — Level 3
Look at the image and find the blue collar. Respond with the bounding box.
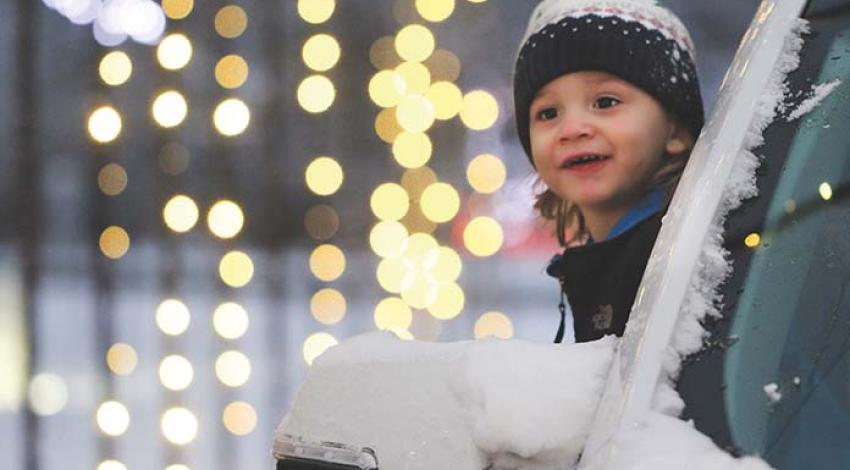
[602,187,666,241]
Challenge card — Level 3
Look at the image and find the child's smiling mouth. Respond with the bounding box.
[560,153,612,170]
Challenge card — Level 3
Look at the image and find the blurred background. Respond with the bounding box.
[0,0,759,468]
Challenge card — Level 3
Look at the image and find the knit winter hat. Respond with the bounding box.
[514,0,704,162]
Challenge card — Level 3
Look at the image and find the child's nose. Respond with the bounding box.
[558,111,593,141]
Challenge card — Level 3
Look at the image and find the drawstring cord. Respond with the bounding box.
[554,278,566,343]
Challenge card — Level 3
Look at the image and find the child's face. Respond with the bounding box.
[529,71,690,216]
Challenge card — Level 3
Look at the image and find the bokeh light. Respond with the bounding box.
[303,332,338,365]
[156,299,191,336]
[99,50,132,86]
[416,0,455,22]
[152,90,188,128]
[159,142,190,175]
[207,200,244,239]
[464,216,503,257]
[96,401,130,437]
[375,107,404,143]
[165,465,191,470]
[309,244,346,282]
[97,461,127,470]
[370,183,410,221]
[474,311,514,339]
[396,94,436,133]
[163,194,199,233]
[310,288,347,325]
[467,153,506,194]
[215,350,251,387]
[219,251,254,288]
[159,355,194,391]
[305,157,344,196]
[215,5,248,38]
[426,81,462,120]
[304,204,340,240]
[395,61,430,95]
[395,24,435,62]
[98,163,128,196]
[392,131,432,168]
[369,70,406,108]
[213,302,250,339]
[376,257,414,293]
[297,0,335,24]
[28,373,68,416]
[401,166,438,198]
[99,226,130,259]
[374,297,413,331]
[303,33,341,72]
[106,343,138,376]
[404,232,438,267]
[401,203,437,234]
[744,233,761,248]
[427,282,465,320]
[400,271,438,309]
[369,36,402,70]
[213,98,251,136]
[819,182,833,200]
[369,221,409,259]
[161,407,198,445]
[162,0,194,20]
[157,33,193,71]
[215,54,249,89]
[460,90,499,130]
[420,182,460,223]
[424,49,461,82]
[87,106,122,143]
[297,75,336,113]
[223,401,257,436]
[428,246,462,282]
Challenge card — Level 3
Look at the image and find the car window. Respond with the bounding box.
[679,9,850,469]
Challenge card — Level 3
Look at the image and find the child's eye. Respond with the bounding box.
[535,107,558,121]
[594,96,621,109]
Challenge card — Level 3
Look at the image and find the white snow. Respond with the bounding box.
[785,79,842,121]
[763,383,782,403]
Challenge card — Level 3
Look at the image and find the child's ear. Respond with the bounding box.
[665,123,693,156]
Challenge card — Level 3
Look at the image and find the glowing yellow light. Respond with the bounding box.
[303,332,338,365]
[467,0,488,3]
[156,299,191,336]
[106,343,137,376]
[464,217,503,257]
[162,0,194,19]
[375,107,404,144]
[310,288,347,325]
[215,5,248,39]
[420,182,460,223]
[159,142,190,175]
[305,157,344,196]
[395,61,431,95]
[161,407,198,445]
[304,205,339,240]
[819,182,833,200]
[467,153,506,194]
[309,244,346,282]
[426,81,462,120]
[97,163,127,196]
[368,70,407,108]
[376,257,414,293]
[369,36,402,70]
[401,272,438,309]
[461,90,499,130]
[163,194,199,233]
[99,51,132,86]
[416,0,455,22]
[744,233,761,248]
[152,90,188,128]
[165,465,191,470]
[369,221,409,259]
[213,98,251,136]
[99,226,130,259]
[474,311,513,339]
[207,200,244,239]
[159,355,193,391]
[97,461,127,470]
[427,282,464,320]
[215,350,251,387]
[401,203,437,235]
[157,33,193,71]
[97,401,130,437]
[428,246,462,282]
[223,401,257,436]
[298,75,336,113]
[396,94,436,133]
[395,24,435,62]
[784,199,797,214]
[404,233,438,268]
[401,167,438,198]
[370,183,410,221]
[424,49,461,82]
[213,302,249,339]
[87,106,122,143]
[28,374,68,416]
[219,251,254,288]
[215,54,249,89]
[374,297,413,331]
[303,34,341,72]
[392,132,432,169]
[297,0,335,24]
